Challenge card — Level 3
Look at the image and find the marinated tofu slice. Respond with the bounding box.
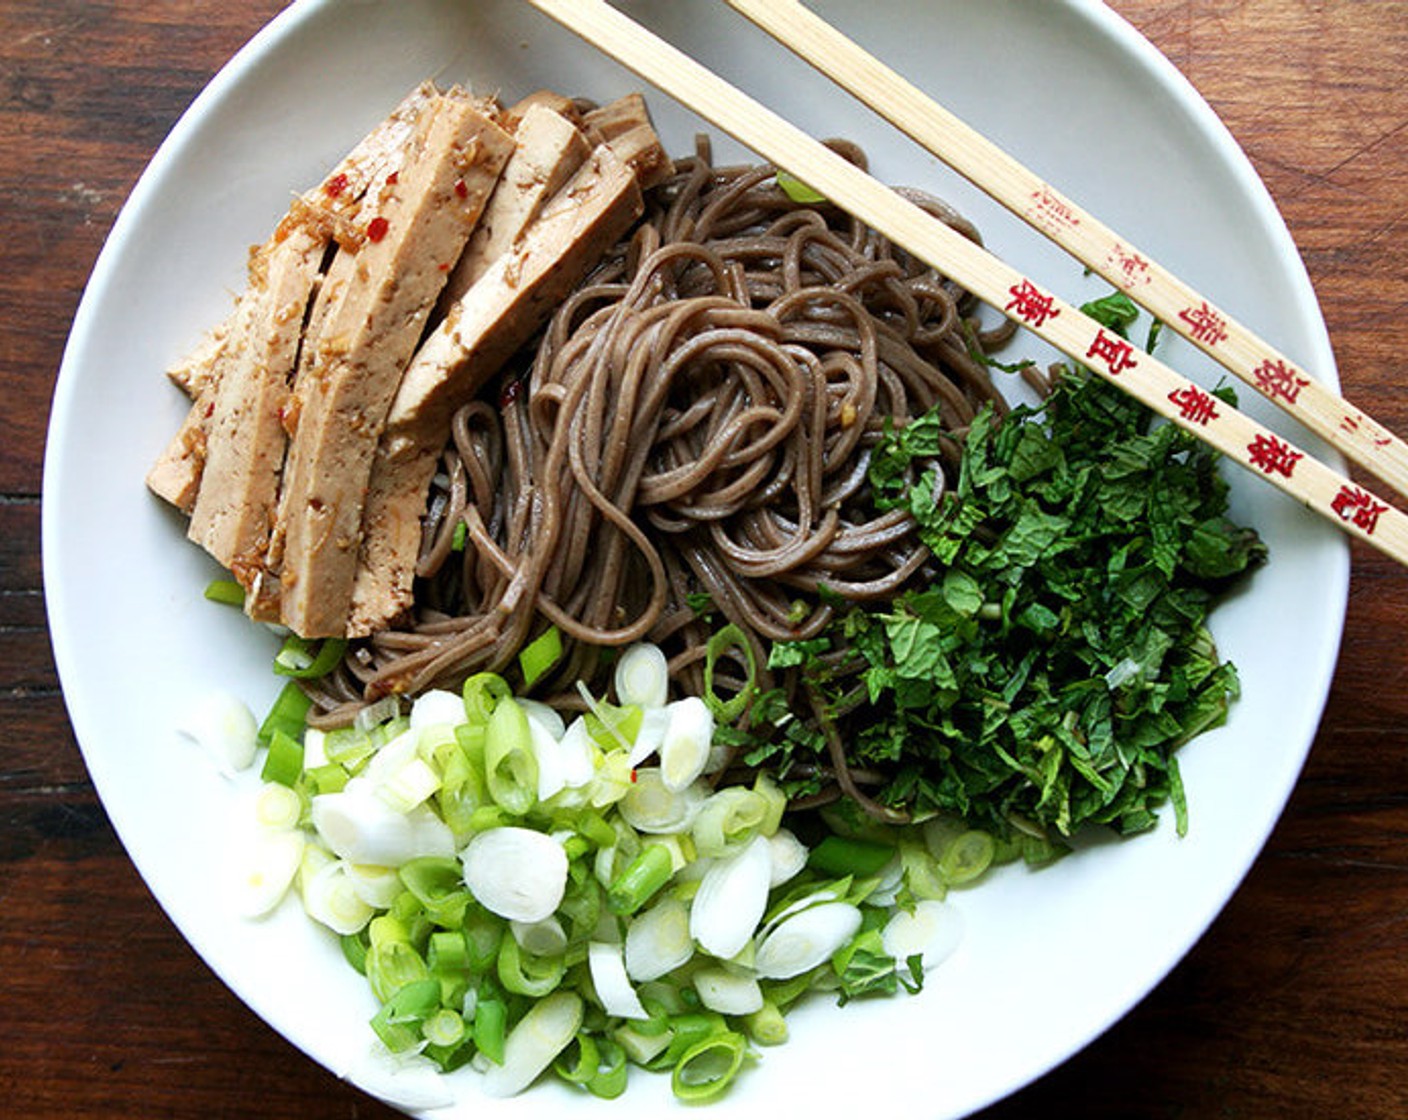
[166,308,236,399]
[507,88,587,131]
[272,92,515,638]
[347,144,644,637]
[440,101,591,307]
[185,228,328,568]
[146,82,436,520]
[146,387,216,512]
[583,93,675,190]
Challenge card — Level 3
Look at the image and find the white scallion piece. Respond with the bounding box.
[693,966,765,1016]
[354,695,401,733]
[296,841,334,897]
[555,717,597,789]
[528,716,569,803]
[301,859,375,935]
[310,779,455,867]
[626,704,669,768]
[754,901,863,980]
[618,767,707,834]
[360,727,420,787]
[479,990,584,1098]
[520,698,566,741]
[345,863,404,910]
[690,834,772,960]
[409,688,466,730]
[252,782,303,832]
[302,727,329,769]
[1104,656,1144,689]
[614,642,669,709]
[176,689,259,774]
[881,899,965,971]
[864,854,906,908]
[230,827,305,918]
[659,696,713,791]
[375,755,441,815]
[351,1042,454,1112]
[588,941,650,1019]
[624,896,695,981]
[461,827,568,922]
[766,828,809,887]
[511,916,569,958]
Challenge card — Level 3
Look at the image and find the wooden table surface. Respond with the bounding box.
[4,2,1406,1116]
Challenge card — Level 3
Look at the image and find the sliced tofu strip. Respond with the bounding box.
[583,93,675,190]
[507,89,587,131]
[146,82,437,516]
[272,93,515,638]
[185,227,328,568]
[146,389,215,512]
[439,101,591,308]
[347,145,644,638]
[166,308,236,399]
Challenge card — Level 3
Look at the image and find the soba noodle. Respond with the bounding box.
[306,138,1016,783]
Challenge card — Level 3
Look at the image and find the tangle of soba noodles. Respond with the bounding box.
[306,137,1018,808]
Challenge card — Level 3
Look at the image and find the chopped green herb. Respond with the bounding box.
[738,352,1264,845]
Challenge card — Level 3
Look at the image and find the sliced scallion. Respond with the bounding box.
[260,728,304,788]
[670,1029,749,1102]
[461,827,567,922]
[258,681,313,747]
[607,843,674,915]
[614,642,669,709]
[484,698,539,816]
[272,634,347,680]
[479,990,583,1098]
[203,578,245,607]
[518,626,564,689]
[702,624,757,723]
[473,994,508,1065]
[624,896,694,982]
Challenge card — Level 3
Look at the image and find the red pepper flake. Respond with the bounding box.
[385,170,399,186]
[324,172,349,198]
[498,377,524,409]
[454,178,469,199]
[366,216,389,243]
[629,769,638,784]
[204,400,215,418]
[438,261,450,272]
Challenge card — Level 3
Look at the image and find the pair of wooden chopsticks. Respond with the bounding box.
[524,0,1408,567]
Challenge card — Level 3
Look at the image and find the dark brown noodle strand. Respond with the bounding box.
[313,142,1017,818]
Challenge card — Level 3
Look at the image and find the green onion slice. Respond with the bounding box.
[203,578,245,607]
[518,626,563,689]
[703,624,757,723]
[670,1029,749,1102]
[272,634,347,680]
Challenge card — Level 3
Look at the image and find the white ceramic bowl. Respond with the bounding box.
[43,1,1347,1117]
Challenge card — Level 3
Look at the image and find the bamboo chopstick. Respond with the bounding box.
[522,0,1408,568]
[725,0,1408,499]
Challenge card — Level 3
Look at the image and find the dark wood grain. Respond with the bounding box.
[3,2,1406,1117]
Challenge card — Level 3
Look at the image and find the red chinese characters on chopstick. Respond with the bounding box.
[1167,384,1221,426]
[1027,183,1080,235]
[1178,301,1229,347]
[1251,357,1310,405]
[1105,242,1151,288]
[1004,279,1061,328]
[1332,485,1388,536]
[1086,328,1139,376]
[1247,433,1303,478]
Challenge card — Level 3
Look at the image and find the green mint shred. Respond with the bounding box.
[735,350,1265,848]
